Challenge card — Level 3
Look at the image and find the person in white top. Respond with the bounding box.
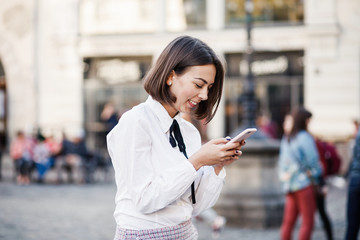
[107,36,244,240]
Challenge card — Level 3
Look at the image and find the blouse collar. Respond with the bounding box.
[146,96,183,133]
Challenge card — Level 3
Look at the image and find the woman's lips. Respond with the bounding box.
[188,100,198,108]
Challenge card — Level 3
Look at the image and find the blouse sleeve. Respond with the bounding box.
[107,111,197,214]
[179,120,225,216]
[191,166,226,216]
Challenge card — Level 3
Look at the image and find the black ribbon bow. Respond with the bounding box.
[169,119,196,204]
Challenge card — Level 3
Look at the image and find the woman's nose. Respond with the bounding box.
[198,88,208,101]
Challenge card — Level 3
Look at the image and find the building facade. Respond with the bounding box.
[0,0,359,150]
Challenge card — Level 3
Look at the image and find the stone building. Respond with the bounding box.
[0,0,359,149]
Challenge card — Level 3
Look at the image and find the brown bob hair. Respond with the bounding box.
[143,35,225,123]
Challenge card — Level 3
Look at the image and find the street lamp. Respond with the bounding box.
[231,0,268,139]
[242,0,256,128]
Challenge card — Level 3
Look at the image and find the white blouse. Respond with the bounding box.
[107,96,226,230]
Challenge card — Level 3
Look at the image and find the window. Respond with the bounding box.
[183,0,207,28]
[225,0,304,27]
[80,0,158,34]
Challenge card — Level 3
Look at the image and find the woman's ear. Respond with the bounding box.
[166,71,175,86]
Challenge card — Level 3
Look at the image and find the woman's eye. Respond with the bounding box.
[195,84,202,88]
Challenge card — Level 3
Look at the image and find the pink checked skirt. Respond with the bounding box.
[113,220,198,240]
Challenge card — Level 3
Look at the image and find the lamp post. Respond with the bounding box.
[242,0,256,128]
[215,1,283,227]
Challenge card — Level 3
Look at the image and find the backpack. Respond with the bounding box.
[315,139,342,176]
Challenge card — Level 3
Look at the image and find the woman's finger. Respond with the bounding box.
[210,138,231,145]
[222,141,241,151]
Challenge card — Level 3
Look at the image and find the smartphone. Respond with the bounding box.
[227,128,257,144]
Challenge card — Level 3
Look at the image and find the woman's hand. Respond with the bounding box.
[213,139,246,174]
[188,138,245,173]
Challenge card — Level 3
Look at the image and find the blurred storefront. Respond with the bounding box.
[83,56,151,150]
[224,51,304,138]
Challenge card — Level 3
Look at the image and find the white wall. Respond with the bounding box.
[305,0,360,140]
[0,0,36,137]
[36,0,83,137]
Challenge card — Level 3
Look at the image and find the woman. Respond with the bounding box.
[10,130,33,185]
[278,107,323,240]
[107,36,244,239]
[345,127,360,240]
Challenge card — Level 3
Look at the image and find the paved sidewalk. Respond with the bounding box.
[0,180,348,240]
[0,154,349,240]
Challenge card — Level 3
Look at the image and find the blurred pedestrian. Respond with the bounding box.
[314,138,335,240]
[10,130,33,185]
[32,132,52,183]
[54,131,88,184]
[99,101,120,174]
[101,101,119,135]
[256,113,279,139]
[0,133,4,181]
[107,35,244,240]
[345,127,360,240]
[44,134,62,168]
[193,208,226,239]
[278,107,323,240]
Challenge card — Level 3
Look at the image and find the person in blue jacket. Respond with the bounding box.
[278,107,323,240]
[345,127,360,240]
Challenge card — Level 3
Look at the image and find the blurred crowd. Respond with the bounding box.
[10,129,111,185]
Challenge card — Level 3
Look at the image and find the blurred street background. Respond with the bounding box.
[0,0,359,239]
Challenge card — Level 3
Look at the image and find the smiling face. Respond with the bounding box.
[144,36,225,122]
[163,64,216,118]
